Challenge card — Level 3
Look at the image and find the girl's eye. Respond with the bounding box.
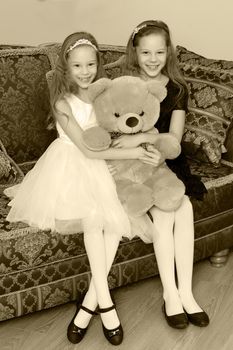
[114,113,120,118]
[139,111,144,116]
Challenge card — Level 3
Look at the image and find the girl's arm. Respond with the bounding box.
[168,110,185,143]
[55,99,155,161]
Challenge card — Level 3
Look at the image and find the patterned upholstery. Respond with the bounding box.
[0,47,58,163]
[177,45,233,165]
[0,139,24,190]
[1,44,233,322]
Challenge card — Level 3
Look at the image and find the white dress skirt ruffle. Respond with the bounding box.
[4,94,131,239]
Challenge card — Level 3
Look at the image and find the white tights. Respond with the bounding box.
[150,195,203,315]
[74,228,120,329]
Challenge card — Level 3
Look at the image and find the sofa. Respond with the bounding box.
[0,42,233,322]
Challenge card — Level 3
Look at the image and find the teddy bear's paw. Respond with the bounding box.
[82,126,111,151]
[123,184,154,217]
[153,133,181,159]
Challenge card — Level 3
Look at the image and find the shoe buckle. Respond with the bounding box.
[109,328,120,337]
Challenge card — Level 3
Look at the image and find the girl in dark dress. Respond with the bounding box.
[158,79,207,200]
[113,20,209,329]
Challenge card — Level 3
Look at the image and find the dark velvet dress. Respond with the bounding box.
[155,80,207,200]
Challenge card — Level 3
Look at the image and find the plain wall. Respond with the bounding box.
[0,0,232,60]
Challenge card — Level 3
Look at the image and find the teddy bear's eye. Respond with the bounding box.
[139,111,144,116]
[114,113,120,118]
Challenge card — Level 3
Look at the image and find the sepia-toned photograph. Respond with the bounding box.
[0,0,233,349]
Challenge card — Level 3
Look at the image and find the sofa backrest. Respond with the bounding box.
[0,46,58,163]
[1,43,232,166]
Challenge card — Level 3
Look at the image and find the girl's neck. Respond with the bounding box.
[72,86,91,104]
[140,71,169,85]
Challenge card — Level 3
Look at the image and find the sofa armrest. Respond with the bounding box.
[223,125,233,162]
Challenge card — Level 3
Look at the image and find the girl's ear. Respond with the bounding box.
[88,78,112,102]
[146,81,167,102]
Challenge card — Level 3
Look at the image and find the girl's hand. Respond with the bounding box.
[112,134,143,148]
[107,164,117,176]
[139,145,165,167]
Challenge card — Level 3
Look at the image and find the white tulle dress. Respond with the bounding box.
[4,94,131,238]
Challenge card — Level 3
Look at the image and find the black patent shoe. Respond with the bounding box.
[99,304,123,346]
[162,303,189,329]
[67,303,98,344]
[185,309,209,327]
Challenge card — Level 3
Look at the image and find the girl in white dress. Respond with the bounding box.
[4,32,157,346]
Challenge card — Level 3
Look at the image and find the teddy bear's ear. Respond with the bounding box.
[88,78,112,102]
[146,81,167,102]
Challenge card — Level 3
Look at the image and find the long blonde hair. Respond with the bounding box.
[123,20,187,98]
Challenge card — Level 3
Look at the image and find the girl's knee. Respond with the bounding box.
[84,227,103,238]
[150,206,175,221]
[176,196,193,216]
[149,207,175,237]
[182,195,193,210]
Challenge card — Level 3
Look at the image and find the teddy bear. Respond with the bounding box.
[82,76,185,222]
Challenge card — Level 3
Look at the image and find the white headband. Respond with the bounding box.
[132,23,169,41]
[132,24,147,40]
[66,39,97,53]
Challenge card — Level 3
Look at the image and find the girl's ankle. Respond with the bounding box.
[178,292,203,313]
[74,308,93,328]
[99,306,120,330]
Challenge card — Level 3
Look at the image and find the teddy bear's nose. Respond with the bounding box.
[126,116,139,127]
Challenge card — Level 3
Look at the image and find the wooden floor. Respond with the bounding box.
[1,252,233,350]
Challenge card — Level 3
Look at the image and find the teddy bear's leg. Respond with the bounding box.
[125,184,155,216]
[146,165,185,211]
[116,180,154,217]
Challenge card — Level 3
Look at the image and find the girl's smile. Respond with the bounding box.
[136,33,167,81]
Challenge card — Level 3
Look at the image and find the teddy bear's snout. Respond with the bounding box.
[117,112,143,133]
[126,116,139,127]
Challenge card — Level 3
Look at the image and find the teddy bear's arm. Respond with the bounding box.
[82,126,111,151]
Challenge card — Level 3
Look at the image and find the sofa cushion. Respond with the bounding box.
[1,158,233,273]
[224,123,233,162]
[1,158,233,321]
[0,47,58,163]
[177,45,233,165]
[1,157,233,320]
[0,139,24,190]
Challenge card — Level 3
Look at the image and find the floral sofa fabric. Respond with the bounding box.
[0,47,57,163]
[0,44,233,322]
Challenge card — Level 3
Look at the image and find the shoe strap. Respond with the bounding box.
[80,305,98,315]
[98,304,115,313]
